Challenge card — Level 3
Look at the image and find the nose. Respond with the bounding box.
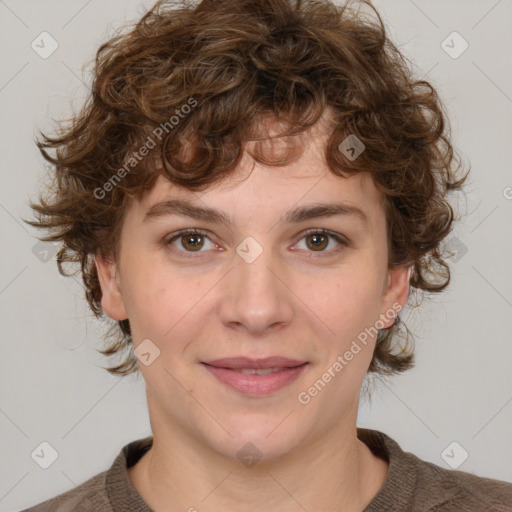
[218,243,294,336]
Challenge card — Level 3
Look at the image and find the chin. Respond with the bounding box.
[203,416,303,464]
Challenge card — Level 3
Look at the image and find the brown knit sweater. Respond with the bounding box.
[19,428,512,511]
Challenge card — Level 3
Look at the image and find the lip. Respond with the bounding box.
[203,356,307,369]
[201,358,309,396]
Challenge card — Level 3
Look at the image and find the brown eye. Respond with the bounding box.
[180,233,205,252]
[165,229,217,258]
[305,233,329,251]
[295,229,349,256]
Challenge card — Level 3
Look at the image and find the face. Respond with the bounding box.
[96,115,410,463]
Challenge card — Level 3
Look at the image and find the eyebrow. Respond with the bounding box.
[143,198,369,227]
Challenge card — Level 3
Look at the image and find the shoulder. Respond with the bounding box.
[359,428,512,512]
[18,436,153,512]
[18,470,110,512]
[411,454,512,511]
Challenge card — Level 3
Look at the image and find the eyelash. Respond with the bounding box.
[163,228,350,259]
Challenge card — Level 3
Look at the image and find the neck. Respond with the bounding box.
[128,407,388,512]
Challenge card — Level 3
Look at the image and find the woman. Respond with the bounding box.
[22,0,512,510]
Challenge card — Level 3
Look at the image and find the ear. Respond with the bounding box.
[94,253,128,321]
[379,265,412,328]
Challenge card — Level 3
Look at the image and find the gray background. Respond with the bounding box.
[1,0,511,510]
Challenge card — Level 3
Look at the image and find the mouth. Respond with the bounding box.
[201,357,309,396]
[203,356,307,370]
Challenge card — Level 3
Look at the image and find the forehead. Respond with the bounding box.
[126,116,385,227]
[124,172,384,246]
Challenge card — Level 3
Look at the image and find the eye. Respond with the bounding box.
[164,229,219,258]
[294,229,349,256]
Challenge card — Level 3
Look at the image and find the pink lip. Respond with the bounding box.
[203,356,307,369]
[201,359,309,396]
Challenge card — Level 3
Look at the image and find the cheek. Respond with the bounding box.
[129,282,175,335]
[118,252,174,331]
[305,268,381,334]
[123,261,207,342]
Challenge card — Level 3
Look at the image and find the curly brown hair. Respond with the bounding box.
[25,0,469,377]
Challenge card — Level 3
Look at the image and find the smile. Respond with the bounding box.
[201,362,309,396]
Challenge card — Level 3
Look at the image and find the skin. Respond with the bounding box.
[95,112,410,511]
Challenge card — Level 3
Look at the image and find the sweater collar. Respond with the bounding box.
[106,435,154,512]
[357,428,418,511]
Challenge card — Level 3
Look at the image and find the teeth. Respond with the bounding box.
[233,367,283,375]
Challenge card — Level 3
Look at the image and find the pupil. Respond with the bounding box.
[309,234,327,250]
[184,234,203,250]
